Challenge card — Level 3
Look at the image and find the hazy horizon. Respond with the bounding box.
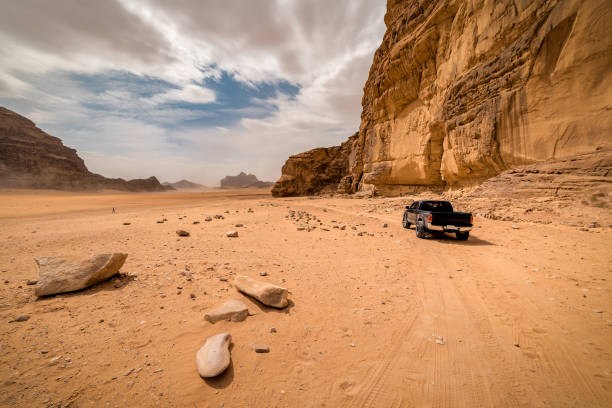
[0,0,386,185]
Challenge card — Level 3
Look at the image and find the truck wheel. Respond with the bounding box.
[416,222,426,238]
[456,231,469,240]
[402,214,411,229]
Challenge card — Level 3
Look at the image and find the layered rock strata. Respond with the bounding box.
[273,0,612,196]
[0,107,169,192]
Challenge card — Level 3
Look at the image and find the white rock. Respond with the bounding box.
[234,275,288,308]
[196,333,232,378]
[34,253,128,297]
[205,300,249,323]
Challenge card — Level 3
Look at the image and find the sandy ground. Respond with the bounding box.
[0,189,611,407]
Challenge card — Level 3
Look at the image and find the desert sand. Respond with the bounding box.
[0,189,611,407]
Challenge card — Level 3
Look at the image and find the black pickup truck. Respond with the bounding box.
[402,200,473,240]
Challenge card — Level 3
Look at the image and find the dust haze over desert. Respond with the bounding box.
[0,1,611,407]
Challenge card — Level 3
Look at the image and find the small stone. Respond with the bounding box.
[123,222,131,226]
[511,225,520,229]
[48,356,61,365]
[594,309,604,313]
[26,279,38,285]
[253,344,270,353]
[176,230,190,237]
[193,221,200,225]
[235,223,244,227]
[259,271,268,277]
[153,368,163,373]
[219,277,228,282]
[269,327,277,333]
[205,217,212,222]
[226,231,239,238]
[514,343,520,348]
[190,293,196,300]
[9,315,30,323]
[382,223,388,228]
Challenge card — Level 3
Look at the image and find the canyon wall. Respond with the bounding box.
[0,107,169,192]
[273,0,612,196]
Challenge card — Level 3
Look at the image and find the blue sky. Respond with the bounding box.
[0,0,386,185]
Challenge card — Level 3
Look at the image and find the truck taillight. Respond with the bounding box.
[427,214,432,222]
[470,215,474,224]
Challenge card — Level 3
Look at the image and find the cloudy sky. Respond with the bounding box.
[0,0,386,185]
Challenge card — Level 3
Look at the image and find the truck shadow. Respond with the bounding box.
[426,232,495,246]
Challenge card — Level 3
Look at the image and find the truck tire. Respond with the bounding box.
[402,214,411,229]
[416,222,426,238]
[456,231,469,240]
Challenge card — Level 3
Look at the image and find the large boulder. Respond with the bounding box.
[34,253,128,297]
[196,333,232,378]
[233,275,288,308]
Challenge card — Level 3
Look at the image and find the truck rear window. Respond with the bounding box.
[419,201,453,212]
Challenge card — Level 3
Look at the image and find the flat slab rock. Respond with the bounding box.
[34,253,128,297]
[196,333,232,378]
[205,299,249,323]
[234,275,288,308]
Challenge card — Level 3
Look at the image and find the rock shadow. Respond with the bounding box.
[241,295,295,315]
[203,346,235,389]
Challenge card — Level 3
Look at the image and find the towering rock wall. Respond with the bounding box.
[274,0,612,196]
[0,107,169,192]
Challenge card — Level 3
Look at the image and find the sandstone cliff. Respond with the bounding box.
[0,107,169,192]
[274,0,612,196]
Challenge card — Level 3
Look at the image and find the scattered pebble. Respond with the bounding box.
[226,231,239,238]
[9,315,30,323]
[176,230,190,237]
[253,344,270,353]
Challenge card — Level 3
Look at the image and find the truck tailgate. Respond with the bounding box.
[431,212,472,226]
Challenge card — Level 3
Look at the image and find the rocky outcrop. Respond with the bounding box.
[34,253,128,297]
[220,172,273,189]
[272,133,358,196]
[274,0,612,196]
[0,107,170,192]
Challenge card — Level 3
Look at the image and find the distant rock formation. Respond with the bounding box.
[0,107,170,192]
[162,179,206,190]
[220,172,273,189]
[274,0,612,196]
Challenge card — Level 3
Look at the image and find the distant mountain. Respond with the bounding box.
[220,172,273,189]
[162,179,206,190]
[0,107,171,192]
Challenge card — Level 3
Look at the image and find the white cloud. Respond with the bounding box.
[0,0,387,185]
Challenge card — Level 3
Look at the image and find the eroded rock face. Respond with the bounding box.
[204,299,249,323]
[274,0,612,196]
[196,333,232,378]
[234,275,288,308]
[0,107,169,192]
[272,134,358,196]
[34,253,128,297]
